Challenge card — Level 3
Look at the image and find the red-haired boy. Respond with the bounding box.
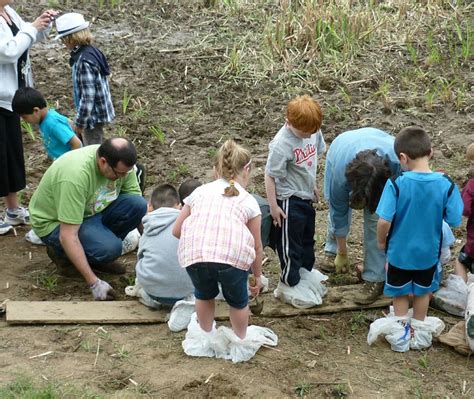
[265,95,326,304]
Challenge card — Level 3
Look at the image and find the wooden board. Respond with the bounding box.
[6,284,391,325]
[6,301,168,325]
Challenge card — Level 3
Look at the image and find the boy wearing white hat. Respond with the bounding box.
[55,12,115,145]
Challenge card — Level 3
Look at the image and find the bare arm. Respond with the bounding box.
[247,215,263,296]
[336,236,347,254]
[59,223,98,286]
[68,135,82,150]
[377,218,391,251]
[172,204,191,238]
[264,173,286,227]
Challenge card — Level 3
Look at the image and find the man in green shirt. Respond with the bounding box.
[30,137,147,300]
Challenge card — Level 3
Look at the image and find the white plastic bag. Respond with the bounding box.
[432,274,468,316]
[465,283,474,350]
[247,274,270,295]
[182,313,217,358]
[410,317,445,350]
[274,269,328,309]
[125,282,162,309]
[168,296,195,332]
[368,308,445,352]
[121,228,141,255]
[213,325,278,363]
[367,315,412,352]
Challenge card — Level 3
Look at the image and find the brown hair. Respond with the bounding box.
[215,139,251,197]
[61,28,93,47]
[286,95,322,134]
[467,143,474,161]
[345,149,392,213]
[394,126,431,160]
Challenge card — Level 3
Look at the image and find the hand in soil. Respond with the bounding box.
[90,279,116,301]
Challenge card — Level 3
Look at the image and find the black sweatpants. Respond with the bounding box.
[0,108,25,197]
[276,196,315,287]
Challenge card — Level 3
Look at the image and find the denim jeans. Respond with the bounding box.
[325,208,385,283]
[186,262,249,309]
[42,194,147,265]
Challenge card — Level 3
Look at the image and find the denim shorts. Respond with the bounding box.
[186,262,249,309]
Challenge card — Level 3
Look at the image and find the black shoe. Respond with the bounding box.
[135,163,147,194]
[46,245,72,268]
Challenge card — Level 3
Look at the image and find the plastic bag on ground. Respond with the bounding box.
[213,325,278,363]
[121,228,141,255]
[168,295,196,332]
[125,282,162,309]
[247,274,270,296]
[465,283,474,350]
[274,272,327,309]
[182,313,217,358]
[431,274,468,316]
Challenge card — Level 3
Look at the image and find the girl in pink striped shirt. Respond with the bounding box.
[173,139,263,339]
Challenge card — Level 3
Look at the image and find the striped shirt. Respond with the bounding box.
[178,179,261,270]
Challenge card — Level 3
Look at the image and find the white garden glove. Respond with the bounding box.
[90,279,116,301]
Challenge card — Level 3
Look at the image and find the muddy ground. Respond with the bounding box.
[1,1,473,398]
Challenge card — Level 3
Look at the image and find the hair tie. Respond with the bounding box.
[229,179,235,187]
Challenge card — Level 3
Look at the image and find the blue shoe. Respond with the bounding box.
[0,217,13,235]
[5,206,30,226]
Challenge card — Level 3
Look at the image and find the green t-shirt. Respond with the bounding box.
[30,145,141,237]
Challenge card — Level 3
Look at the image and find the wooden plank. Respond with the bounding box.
[6,301,168,325]
[6,284,392,325]
[215,284,391,320]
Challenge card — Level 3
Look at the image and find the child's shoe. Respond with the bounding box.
[4,207,30,226]
[125,283,161,309]
[168,296,196,332]
[121,228,140,255]
[0,217,13,235]
[274,280,323,308]
[367,315,412,352]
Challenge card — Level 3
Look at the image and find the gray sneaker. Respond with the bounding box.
[354,281,384,305]
[0,217,13,235]
[4,206,30,226]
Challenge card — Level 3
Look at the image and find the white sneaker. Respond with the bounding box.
[168,296,196,332]
[0,217,13,235]
[121,228,141,255]
[25,229,45,245]
[4,206,30,226]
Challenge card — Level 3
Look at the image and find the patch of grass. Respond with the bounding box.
[21,120,36,141]
[418,352,429,369]
[37,271,58,292]
[113,344,130,360]
[349,311,367,334]
[295,382,312,397]
[122,88,132,114]
[207,147,218,159]
[0,377,58,399]
[149,125,166,144]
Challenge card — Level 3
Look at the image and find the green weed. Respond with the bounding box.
[37,271,58,292]
[149,126,166,144]
[418,352,429,369]
[295,382,312,397]
[0,377,58,399]
[122,88,132,115]
[21,120,36,141]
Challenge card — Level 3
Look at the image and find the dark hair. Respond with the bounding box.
[345,149,392,213]
[150,184,179,210]
[12,87,47,115]
[98,137,137,167]
[178,178,202,205]
[394,126,431,160]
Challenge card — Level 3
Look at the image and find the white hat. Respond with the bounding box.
[54,13,90,40]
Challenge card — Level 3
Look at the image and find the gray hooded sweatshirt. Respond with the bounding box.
[135,207,194,299]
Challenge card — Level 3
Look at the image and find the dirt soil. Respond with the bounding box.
[1,1,473,398]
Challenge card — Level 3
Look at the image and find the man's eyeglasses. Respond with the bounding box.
[108,162,133,179]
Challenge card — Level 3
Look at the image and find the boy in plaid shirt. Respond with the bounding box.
[55,13,114,145]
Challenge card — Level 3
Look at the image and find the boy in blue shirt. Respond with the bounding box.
[12,87,82,160]
[377,127,463,333]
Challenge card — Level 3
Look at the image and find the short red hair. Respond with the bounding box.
[467,143,474,161]
[286,95,322,133]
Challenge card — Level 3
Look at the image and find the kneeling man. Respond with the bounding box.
[30,138,147,300]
